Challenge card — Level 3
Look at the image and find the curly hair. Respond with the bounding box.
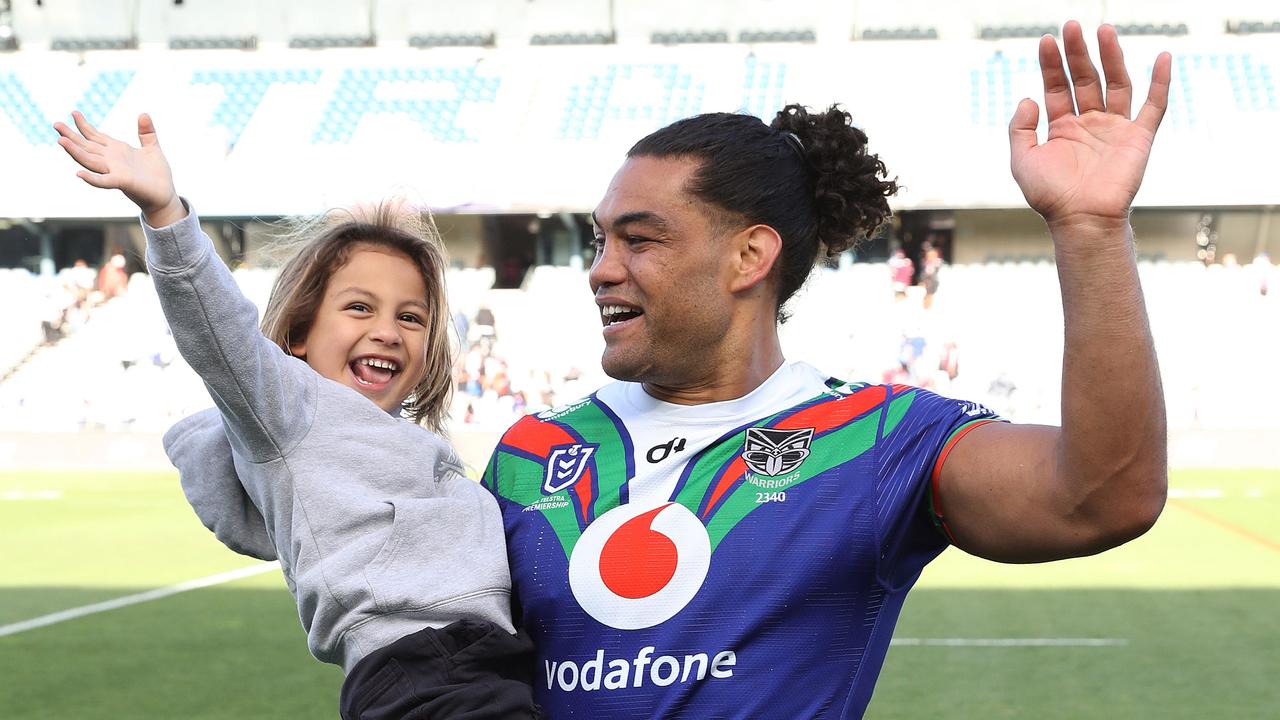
[259,202,454,432]
[627,104,898,320]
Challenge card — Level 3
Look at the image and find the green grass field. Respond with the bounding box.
[2,468,1277,719]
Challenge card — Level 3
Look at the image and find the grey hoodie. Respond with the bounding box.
[148,205,514,673]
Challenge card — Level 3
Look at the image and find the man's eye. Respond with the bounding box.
[591,235,605,248]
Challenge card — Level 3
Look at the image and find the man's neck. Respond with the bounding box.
[641,340,785,406]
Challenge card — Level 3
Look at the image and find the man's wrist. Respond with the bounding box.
[1044,211,1132,237]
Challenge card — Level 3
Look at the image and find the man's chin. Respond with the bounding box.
[600,352,646,383]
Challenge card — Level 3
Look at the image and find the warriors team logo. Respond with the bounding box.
[568,502,711,630]
[741,427,814,477]
[544,443,597,494]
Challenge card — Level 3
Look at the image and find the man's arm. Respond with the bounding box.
[936,22,1171,563]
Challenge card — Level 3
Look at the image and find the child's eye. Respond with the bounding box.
[347,303,372,313]
[399,313,423,325]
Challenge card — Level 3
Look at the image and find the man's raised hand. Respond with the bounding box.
[55,111,186,227]
[1009,22,1172,230]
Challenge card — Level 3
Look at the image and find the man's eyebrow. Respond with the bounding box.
[590,210,669,232]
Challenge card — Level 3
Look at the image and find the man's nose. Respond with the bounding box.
[588,238,624,292]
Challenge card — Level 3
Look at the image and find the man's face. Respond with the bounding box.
[588,155,738,386]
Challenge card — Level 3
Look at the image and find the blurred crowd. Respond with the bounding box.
[450,306,596,428]
[1,250,1277,434]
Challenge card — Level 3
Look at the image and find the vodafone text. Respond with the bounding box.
[545,646,737,692]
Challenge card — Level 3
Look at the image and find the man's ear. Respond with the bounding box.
[729,224,783,293]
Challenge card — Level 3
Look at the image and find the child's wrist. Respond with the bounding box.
[144,195,186,228]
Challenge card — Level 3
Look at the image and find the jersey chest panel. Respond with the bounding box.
[487,384,914,718]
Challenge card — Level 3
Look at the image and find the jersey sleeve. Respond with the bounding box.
[873,385,1002,588]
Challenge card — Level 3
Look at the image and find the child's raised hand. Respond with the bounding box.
[55,111,186,227]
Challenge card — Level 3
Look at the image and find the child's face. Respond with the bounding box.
[289,244,430,414]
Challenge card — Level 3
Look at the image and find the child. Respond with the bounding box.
[56,112,538,720]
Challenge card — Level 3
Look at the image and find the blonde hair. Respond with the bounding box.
[260,202,454,432]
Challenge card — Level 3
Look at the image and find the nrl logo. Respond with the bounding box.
[741,427,814,477]
[544,443,598,494]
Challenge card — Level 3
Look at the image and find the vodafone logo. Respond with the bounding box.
[568,502,711,630]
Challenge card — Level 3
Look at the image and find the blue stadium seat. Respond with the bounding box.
[311,66,500,144]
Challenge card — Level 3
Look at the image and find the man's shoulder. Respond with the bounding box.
[497,384,622,443]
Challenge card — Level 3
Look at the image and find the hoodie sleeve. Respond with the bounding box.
[143,201,317,462]
[164,408,278,561]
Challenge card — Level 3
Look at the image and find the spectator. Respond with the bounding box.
[97,252,129,299]
[1251,252,1271,296]
[921,245,942,309]
[888,247,913,300]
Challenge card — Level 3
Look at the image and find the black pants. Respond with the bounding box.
[340,619,539,720]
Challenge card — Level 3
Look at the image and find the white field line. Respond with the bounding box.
[891,638,1127,647]
[1168,488,1224,499]
[0,490,64,501]
[0,562,279,638]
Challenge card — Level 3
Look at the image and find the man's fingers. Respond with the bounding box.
[1097,24,1133,119]
[57,136,109,174]
[1008,98,1040,167]
[1038,34,1076,123]
[1135,51,1172,135]
[76,170,118,190]
[1062,21,1105,114]
[137,113,159,148]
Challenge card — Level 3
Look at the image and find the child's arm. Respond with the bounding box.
[56,112,315,462]
[165,408,278,561]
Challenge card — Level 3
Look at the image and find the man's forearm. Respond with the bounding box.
[1049,217,1167,539]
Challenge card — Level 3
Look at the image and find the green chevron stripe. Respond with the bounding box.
[491,451,583,559]
[882,390,916,439]
[670,406,796,512]
[671,429,748,512]
[705,410,880,550]
[555,401,630,519]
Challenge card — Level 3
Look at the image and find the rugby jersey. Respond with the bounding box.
[482,361,1000,718]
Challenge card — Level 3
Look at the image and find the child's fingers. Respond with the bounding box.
[137,113,159,147]
[52,122,94,151]
[71,111,110,145]
[75,170,118,190]
[57,136,109,174]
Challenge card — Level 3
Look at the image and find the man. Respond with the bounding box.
[482,21,1168,717]
[174,22,1169,718]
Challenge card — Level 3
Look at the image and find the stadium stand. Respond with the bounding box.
[1229,20,1280,34]
[289,35,374,49]
[2,256,1275,435]
[408,33,494,49]
[979,25,1060,40]
[859,27,940,41]
[168,36,258,51]
[737,29,816,43]
[650,31,730,45]
[0,4,1277,459]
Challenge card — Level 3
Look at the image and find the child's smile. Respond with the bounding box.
[289,244,430,414]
